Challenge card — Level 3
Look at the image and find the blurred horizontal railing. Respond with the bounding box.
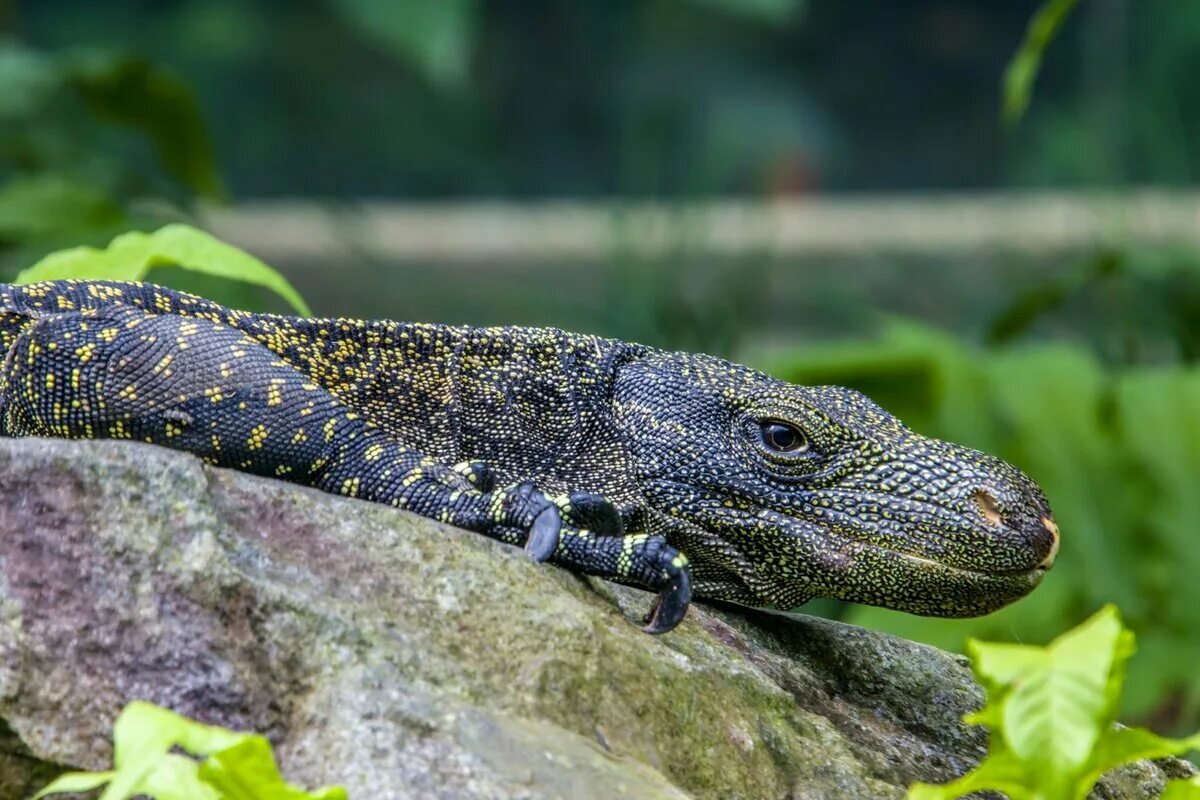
[202,190,1200,263]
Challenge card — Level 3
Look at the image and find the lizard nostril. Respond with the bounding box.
[973,489,1004,527]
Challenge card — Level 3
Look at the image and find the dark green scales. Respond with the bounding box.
[0,280,1060,632]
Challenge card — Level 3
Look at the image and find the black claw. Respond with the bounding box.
[568,491,624,537]
[643,566,692,635]
[525,506,562,563]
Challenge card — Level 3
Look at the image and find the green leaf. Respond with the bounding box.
[15,224,313,316]
[65,51,225,199]
[32,771,116,798]
[34,701,339,800]
[328,0,478,90]
[1163,777,1200,800]
[1002,0,1081,126]
[992,606,1132,791]
[1080,726,1200,796]
[199,736,348,800]
[911,605,1200,799]
[137,754,222,800]
[907,739,1033,800]
[112,701,246,768]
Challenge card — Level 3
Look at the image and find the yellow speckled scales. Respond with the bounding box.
[0,280,1060,633]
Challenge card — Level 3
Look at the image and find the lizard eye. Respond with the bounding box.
[759,420,809,454]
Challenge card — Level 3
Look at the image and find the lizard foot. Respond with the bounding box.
[551,529,693,634]
[449,483,693,633]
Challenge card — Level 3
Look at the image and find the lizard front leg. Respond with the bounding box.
[0,308,693,632]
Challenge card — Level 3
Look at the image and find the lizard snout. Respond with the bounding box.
[968,484,1058,573]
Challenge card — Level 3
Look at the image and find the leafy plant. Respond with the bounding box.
[34,701,345,800]
[0,41,223,276]
[909,605,1199,799]
[15,223,312,316]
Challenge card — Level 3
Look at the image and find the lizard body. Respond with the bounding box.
[0,280,1059,632]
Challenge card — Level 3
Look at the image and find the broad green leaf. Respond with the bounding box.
[198,736,348,800]
[32,771,115,798]
[1079,726,1200,798]
[16,224,312,316]
[112,701,246,768]
[911,605,1200,799]
[907,741,1033,800]
[1003,0,1081,125]
[34,702,334,800]
[994,607,1131,785]
[138,753,222,800]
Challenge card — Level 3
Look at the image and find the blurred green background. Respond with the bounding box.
[4,0,1200,733]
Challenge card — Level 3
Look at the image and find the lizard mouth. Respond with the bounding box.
[738,507,1051,617]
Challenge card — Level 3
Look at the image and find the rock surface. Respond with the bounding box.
[0,437,1191,800]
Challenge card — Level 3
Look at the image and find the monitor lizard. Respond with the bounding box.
[0,280,1060,633]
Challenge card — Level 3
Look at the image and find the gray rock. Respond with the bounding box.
[0,438,1190,799]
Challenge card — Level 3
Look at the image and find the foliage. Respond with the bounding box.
[0,40,221,277]
[909,606,1200,799]
[15,223,312,317]
[34,701,345,800]
[326,0,479,90]
[988,244,1200,365]
[765,320,1200,729]
[1002,0,1081,126]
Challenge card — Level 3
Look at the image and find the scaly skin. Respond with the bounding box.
[0,280,1059,633]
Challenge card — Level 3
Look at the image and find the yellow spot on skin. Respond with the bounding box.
[246,424,268,450]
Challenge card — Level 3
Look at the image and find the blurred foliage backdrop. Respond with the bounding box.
[5,0,1200,733]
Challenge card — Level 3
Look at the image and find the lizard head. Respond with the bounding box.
[614,351,1058,618]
